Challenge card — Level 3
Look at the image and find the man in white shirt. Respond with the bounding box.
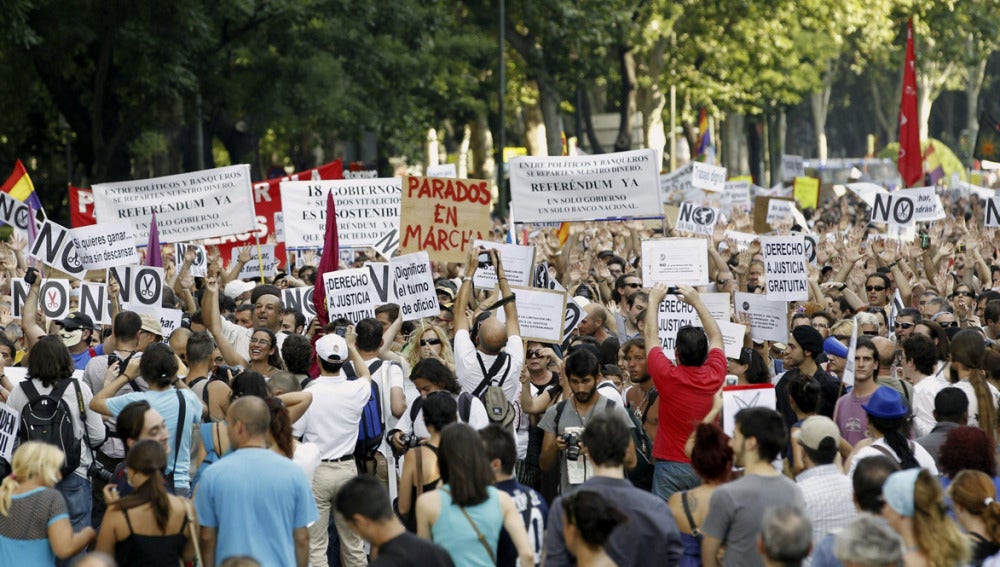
[293,333,371,567]
[904,334,949,438]
[202,283,286,360]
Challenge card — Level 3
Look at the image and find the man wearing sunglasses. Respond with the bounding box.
[863,273,891,309]
[892,308,920,341]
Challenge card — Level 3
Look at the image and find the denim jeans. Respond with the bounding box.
[56,473,92,566]
[653,460,701,501]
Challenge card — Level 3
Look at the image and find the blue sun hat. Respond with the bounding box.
[882,468,921,517]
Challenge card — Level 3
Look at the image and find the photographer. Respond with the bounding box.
[396,391,455,531]
[90,342,203,498]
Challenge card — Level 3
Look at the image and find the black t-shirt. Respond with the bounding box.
[373,532,456,567]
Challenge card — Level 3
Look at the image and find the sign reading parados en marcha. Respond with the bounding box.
[398,176,492,263]
[91,165,255,245]
[280,178,401,249]
[507,149,663,223]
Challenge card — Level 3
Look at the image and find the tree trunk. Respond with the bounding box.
[469,112,494,180]
[523,93,547,157]
[869,74,898,144]
[537,76,563,156]
[747,117,764,185]
[967,58,988,157]
[810,60,834,161]
[457,123,471,178]
[917,76,933,142]
[637,39,666,169]
[581,89,606,154]
[722,115,746,176]
[766,109,786,187]
[614,45,637,152]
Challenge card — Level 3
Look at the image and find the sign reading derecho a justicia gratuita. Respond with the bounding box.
[761,235,808,302]
[508,149,663,223]
[91,165,255,245]
[280,178,401,249]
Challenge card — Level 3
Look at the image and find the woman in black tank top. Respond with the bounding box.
[95,440,198,566]
[398,392,457,531]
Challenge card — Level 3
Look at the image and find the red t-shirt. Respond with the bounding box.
[649,347,726,462]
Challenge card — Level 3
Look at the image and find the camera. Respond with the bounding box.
[213,365,239,383]
[478,251,492,268]
[560,432,580,461]
[667,287,679,295]
[88,460,114,484]
[24,266,38,285]
[334,326,348,337]
[400,433,422,449]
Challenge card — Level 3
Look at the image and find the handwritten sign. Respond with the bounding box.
[390,252,438,321]
[761,235,808,302]
[234,245,278,280]
[280,178,401,249]
[322,268,377,324]
[690,162,727,192]
[0,404,18,463]
[69,221,138,270]
[398,176,492,263]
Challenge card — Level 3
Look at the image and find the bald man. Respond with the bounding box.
[453,246,525,407]
[577,303,610,343]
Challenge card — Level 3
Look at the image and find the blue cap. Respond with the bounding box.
[823,336,849,358]
[883,468,921,517]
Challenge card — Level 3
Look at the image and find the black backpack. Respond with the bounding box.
[408,392,474,424]
[17,379,82,478]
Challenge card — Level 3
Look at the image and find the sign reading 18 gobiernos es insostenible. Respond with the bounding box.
[508,149,664,223]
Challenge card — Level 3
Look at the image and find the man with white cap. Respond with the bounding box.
[293,331,372,567]
[223,280,255,304]
[795,416,856,564]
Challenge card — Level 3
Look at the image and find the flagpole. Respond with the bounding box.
[253,234,266,285]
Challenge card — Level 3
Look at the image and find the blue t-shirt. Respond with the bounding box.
[106,388,201,490]
[195,448,318,567]
[71,344,103,370]
[0,487,68,566]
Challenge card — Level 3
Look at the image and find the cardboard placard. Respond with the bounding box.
[792,177,819,210]
[719,321,748,360]
[494,285,567,344]
[398,176,491,263]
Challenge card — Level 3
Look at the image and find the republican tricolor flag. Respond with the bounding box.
[1,160,43,211]
[694,109,716,165]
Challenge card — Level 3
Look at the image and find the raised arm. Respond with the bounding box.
[454,246,479,332]
[675,284,723,352]
[201,277,248,367]
[21,268,44,348]
[493,249,520,340]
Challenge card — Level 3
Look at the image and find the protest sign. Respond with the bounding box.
[398,176,492,263]
[280,178,402,249]
[234,245,278,280]
[654,292,729,358]
[734,292,787,343]
[29,220,86,278]
[92,165,256,245]
[904,187,945,221]
[175,243,207,278]
[766,199,795,227]
[124,303,182,337]
[129,266,164,308]
[641,238,709,287]
[675,202,718,236]
[0,403,17,463]
[721,181,752,212]
[782,155,805,180]
[390,252,438,321]
[659,163,694,202]
[79,282,111,325]
[722,384,777,436]
[690,162,726,192]
[372,229,400,260]
[796,232,818,265]
[793,177,819,210]
[322,268,377,324]
[365,263,398,305]
[70,221,138,270]
[283,286,316,322]
[761,235,809,302]
[719,321,748,360]
[723,230,757,252]
[871,193,915,227]
[845,182,886,208]
[533,262,584,336]
[987,197,1000,228]
[0,192,38,234]
[426,163,457,178]
[12,278,71,320]
[471,240,535,290]
[509,149,663,223]
[494,286,566,343]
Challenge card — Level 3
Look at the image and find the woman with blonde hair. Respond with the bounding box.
[947,470,1000,565]
[0,442,95,564]
[405,322,456,373]
[881,468,969,567]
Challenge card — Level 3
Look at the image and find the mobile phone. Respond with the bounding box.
[335,326,348,337]
[24,267,38,285]
[477,252,491,268]
[920,234,931,249]
[667,287,679,295]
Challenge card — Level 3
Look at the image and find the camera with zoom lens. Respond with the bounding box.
[400,433,422,449]
[560,433,580,461]
[88,460,114,484]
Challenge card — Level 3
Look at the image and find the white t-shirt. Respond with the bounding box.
[952,379,1000,430]
[292,441,321,483]
[847,437,939,478]
[293,373,370,460]
[453,329,524,404]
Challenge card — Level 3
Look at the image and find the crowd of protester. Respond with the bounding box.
[4,186,1000,566]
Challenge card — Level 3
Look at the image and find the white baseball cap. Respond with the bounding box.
[315,333,348,363]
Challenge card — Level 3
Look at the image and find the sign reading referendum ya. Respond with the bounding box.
[92,165,256,245]
[280,178,401,249]
[508,149,663,223]
[398,176,492,263]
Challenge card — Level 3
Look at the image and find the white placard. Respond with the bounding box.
[734,292,787,343]
[987,198,1000,228]
[234,245,278,280]
[69,221,138,270]
[322,268,377,324]
[905,187,945,221]
[123,303,182,337]
[11,278,72,321]
[782,155,805,180]
[280,179,402,249]
[719,321,748,360]
[79,283,111,326]
[509,149,664,223]
[722,385,777,436]
[654,292,732,359]
[364,263,398,305]
[282,286,317,321]
[0,192,37,234]
[723,230,757,252]
[721,181,752,211]
[128,266,165,308]
[373,229,400,260]
[0,404,18,463]
[92,164,255,245]
[274,212,285,243]
[691,162,727,192]
[390,252,438,321]
[766,200,794,226]
[675,202,719,236]
[761,235,808,302]
[659,163,694,203]
[870,192,915,226]
[472,240,535,290]
[29,220,86,279]
[426,163,457,178]
[175,243,207,278]
[494,286,566,344]
[641,238,709,287]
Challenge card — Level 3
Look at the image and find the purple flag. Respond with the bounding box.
[145,213,162,267]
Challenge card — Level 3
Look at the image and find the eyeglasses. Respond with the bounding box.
[419,338,442,347]
[952,291,974,298]
[894,322,915,329]
[624,282,641,288]
[527,349,543,358]
[865,285,886,292]
[937,321,958,328]
[812,322,829,329]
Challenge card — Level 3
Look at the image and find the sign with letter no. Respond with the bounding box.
[870,193,915,240]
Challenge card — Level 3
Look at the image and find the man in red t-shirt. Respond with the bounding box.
[642,283,726,500]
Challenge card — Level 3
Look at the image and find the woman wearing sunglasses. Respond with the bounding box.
[405,323,456,375]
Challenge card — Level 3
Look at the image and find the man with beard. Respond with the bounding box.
[623,337,658,447]
[774,325,841,429]
[538,349,634,496]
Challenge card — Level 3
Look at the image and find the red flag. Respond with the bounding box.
[146,212,162,267]
[898,18,922,187]
[312,192,339,327]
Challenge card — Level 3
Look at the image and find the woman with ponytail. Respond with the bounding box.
[0,442,95,564]
[266,396,320,482]
[881,468,969,567]
[948,330,1000,444]
[948,470,1000,565]
[847,386,938,477]
[95,440,198,566]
